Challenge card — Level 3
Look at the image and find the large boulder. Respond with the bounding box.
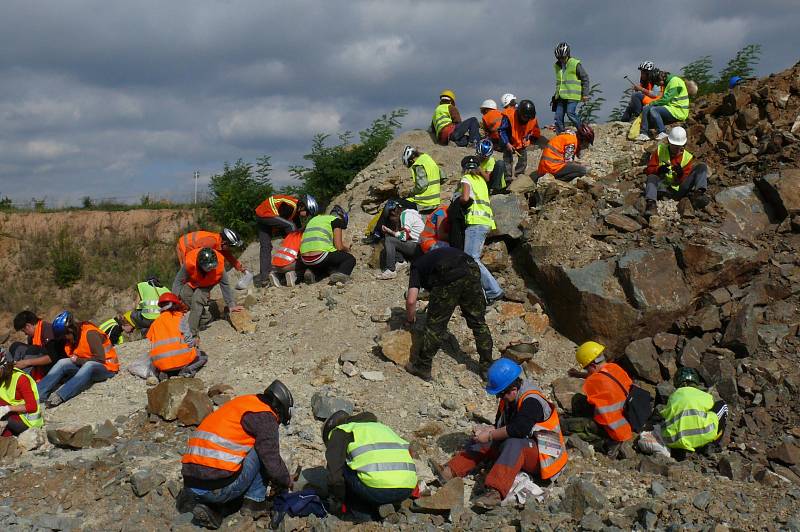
[721,304,759,357]
[755,169,800,221]
[379,329,414,366]
[676,241,767,291]
[146,378,206,421]
[623,338,661,384]
[714,184,774,240]
[616,248,692,314]
[490,194,527,239]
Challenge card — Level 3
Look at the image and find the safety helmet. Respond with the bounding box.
[554,42,571,59]
[402,145,417,168]
[729,75,743,89]
[385,199,400,212]
[461,155,479,171]
[485,358,523,395]
[638,60,655,72]
[52,310,74,337]
[158,292,183,311]
[576,341,605,368]
[476,139,494,158]
[501,93,516,108]
[330,204,349,227]
[264,380,294,426]
[480,99,497,111]
[197,248,219,272]
[321,410,351,444]
[667,126,687,146]
[674,367,703,388]
[517,99,536,122]
[577,123,595,145]
[221,228,243,247]
[299,194,319,216]
[122,311,135,327]
[440,89,456,103]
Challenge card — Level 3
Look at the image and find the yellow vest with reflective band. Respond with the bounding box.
[136,282,171,320]
[99,318,124,345]
[432,104,453,136]
[662,75,690,120]
[657,144,694,190]
[300,215,338,255]
[554,58,582,101]
[660,387,719,452]
[0,369,43,428]
[463,174,496,229]
[410,153,442,209]
[335,421,417,489]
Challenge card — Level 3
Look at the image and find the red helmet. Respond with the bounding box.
[158,292,183,310]
[577,124,595,145]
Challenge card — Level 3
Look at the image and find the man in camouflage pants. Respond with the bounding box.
[404,246,493,381]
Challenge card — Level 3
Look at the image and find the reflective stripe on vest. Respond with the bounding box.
[272,231,303,267]
[554,58,582,101]
[657,144,694,190]
[64,323,119,372]
[255,195,299,219]
[660,387,719,452]
[99,318,124,345]
[137,282,171,319]
[583,363,633,441]
[538,133,578,176]
[411,154,442,209]
[663,75,690,120]
[185,248,225,289]
[177,231,222,266]
[146,311,198,371]
[463,174,495,229]
[0,369,43,428]
[432,104,453,136]
[300,216,338,255]
[335,421,418,489]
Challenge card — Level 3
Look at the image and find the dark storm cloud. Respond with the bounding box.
[0,0,796,205]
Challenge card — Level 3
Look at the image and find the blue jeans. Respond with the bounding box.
[464,225,503,301]
[641,105,676,133]
[554,99,581,133]
[37,358,114,402]
[189,449,267,503]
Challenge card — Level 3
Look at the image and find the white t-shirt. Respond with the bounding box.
[399,209,425,242]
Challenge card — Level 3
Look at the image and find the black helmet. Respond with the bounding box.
[146,275,163,287]
[517,99,536,122]
[674,367,703,389]
[197,248,218,272]
[264,380,294,426]
[554,42,570,59]
[461,155,479,171]
[321,410,351,444]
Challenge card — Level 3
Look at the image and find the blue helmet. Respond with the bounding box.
[729,75,743,89]
[485,358,522,395]
[384,199,399,212]
[476,139,493,158]
[52,310,73,337]
[331,204,349,228]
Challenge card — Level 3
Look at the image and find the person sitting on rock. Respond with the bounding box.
[297,205,355,285]
[621,61,663,122]
[536,123,594,182]
[432,359,568,509]
[36,311,119,408]
[432,89,480,148]
[147,293,208,381]
[418,204,450,254]
[643,126,709,217]
[404,246,494,381]
[172,248,244,336]
[376,201,424,280]
[636,69,690,141]
[11,310,59,381]
[98,312,136,345]
[0,348,44,437]
[476,139,508,195]
[638,367,728,458]
[322,410,417,519]
[178,380,294,529]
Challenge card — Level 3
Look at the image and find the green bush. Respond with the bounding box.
[49,230,83,287]
[680,44,762,97]
[208,156,274,240]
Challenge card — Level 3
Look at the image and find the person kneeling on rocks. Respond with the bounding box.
[147,293,208,381]
[638,367,728,458]
[432,359,568,509]
[322,410,417,519]
[0,348,44,437]
[643,126,709,217]
[297,205,355,285]
[178,380,295,529]
[376,200,423,280]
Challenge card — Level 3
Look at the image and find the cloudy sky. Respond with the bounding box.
[0,0,796,206]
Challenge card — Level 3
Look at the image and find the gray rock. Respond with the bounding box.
[692,490,712,511]
[130,470,167,497]
[490,194,526,239]
[721,304,758,358]
[360,371,385,382]
[146,378,206,421]
[441,398,459,411]
[715,183,773,240]
[755,169,800,221]
[34,514,81,531]
[311,392,354,420]
[579,511,605,531]
[650,480,667,497]
[560,478,607,519]
[47,425,94,449]
[566,434,595,458]
[624,337,661,383]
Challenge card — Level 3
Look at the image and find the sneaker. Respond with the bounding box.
[655,132,669,141]
[175,488,198,514]
[285,271,297,287]
[192,503,223,530]
[644,200,657,218]
[45,393,64,408]
[329,272,351,284]
[376,269,397,280]
[268,272,282,288]
[240,498,269,520]
[473,489,502,510]
[404,362,432,382]
[635,133,651,142]
[303,270,317,284]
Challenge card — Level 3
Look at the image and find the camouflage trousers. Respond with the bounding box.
[415,262,493,373]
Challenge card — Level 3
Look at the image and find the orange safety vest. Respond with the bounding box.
[537,133,578,176]
[496,380,568,479]
[184,248,225,289]
[65,322,119,372]
[182,395,277,472]
[419,206,447,253]
[641,82,664,106]
[255,194,299,219]
[482,109,504,141]
[146,311,198,372]
[31,320,44,347]
[271,231,302,268]
[506,110,541,150]
[583,363,633,442]
[176,231,223,266]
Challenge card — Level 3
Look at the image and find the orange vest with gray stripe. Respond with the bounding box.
[537,133,578,175]
[176,231,223,266]
[65,323,119,372]
[496,380,568,479]
[146,310,198,372]
[583,363,633,442]
[272,231,302,268]
[182,395,276,472]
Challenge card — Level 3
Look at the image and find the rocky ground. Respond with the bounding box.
[1,64,800,531]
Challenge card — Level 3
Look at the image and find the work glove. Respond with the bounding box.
[657,164,670,176]
[0,405,10,419]
[671,165,684,179]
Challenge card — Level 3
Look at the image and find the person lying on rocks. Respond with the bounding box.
[638,367,727,458]
[376,201,423,280]
[432,359,568,510]
[147,293,208,381]
[643,126,709,217]
[321,410,417,520]
[178,380,294,529]
[0,348,44,436]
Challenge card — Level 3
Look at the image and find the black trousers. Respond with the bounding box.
[297,251,356,279]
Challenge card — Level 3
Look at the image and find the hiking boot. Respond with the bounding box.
[644,200,657,218]
[192,503,223,530]
[472,489,502,510]
[635,133,651,142]
[329,272,351,284]
[430,461,454,484]
[303,270,317,284]
[45,393,64,408]
[175,488,198,514]
[376,269,397,280]
[404,362,432,382]
[240,498,269,520]
[285,271,297,287]
[691,189,710,210]
[655,132,669,141]
[268,272,282,288]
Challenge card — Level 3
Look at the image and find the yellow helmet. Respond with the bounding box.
[122,311,135,328]
[576,341,605,368]
[440,89,456,103]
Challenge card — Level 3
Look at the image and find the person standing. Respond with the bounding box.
[504,99,544,178]
[552,42,590,134]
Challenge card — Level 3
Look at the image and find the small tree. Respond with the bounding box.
[208,158,274,240]
[82,196,94,209]
[577,83,605,124]
[680,44,762,96]
[49,229,82,287]
[680,55,715,96]
[0,196,14,211]
[608,87,634,122]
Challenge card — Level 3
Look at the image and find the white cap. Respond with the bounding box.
[480,99,497,110]
[668,126,687,146]
[501,93,516,107]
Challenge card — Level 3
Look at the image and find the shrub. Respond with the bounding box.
[577,83,605,124]
[208,157,274,240]
[49,229,83,287]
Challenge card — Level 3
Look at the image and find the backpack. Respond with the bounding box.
[270,489,327,529]
[600,370,653,432]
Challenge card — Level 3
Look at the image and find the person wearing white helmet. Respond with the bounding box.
[621,62,663,122]
[500,93,516,110]
[643,126,709,217]
[636,69,690,141]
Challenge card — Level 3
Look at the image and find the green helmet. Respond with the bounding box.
[674,367,702,388]
[197,248,218,272]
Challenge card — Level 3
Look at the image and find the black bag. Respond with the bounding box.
[600,370,653,433]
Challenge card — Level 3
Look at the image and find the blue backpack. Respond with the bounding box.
[270,489,327,528]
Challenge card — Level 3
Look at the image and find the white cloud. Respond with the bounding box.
[217,101,342,142]
[24,140,80,159]
[334,36,414,83]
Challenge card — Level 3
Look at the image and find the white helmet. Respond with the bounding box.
[221,228,243,247]
[638,60,655,72]
[480,99,497,110]
[401,145,416,167]
[501,93,516,108]
[667,126,688,146]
